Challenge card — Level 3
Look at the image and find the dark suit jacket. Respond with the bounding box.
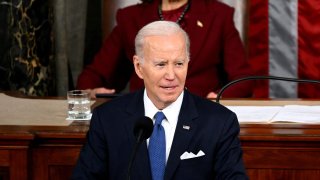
[77,0,254,98]
[72,89,248,179]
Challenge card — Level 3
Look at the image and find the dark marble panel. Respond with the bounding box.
[0,0,55,96]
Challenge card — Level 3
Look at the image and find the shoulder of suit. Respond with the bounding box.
[94,91,137,112]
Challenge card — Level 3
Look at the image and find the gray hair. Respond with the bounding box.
[134,21,190,61]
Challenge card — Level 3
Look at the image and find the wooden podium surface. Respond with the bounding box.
[0,94,320,180]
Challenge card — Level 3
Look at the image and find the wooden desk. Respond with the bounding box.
[240,123,320,179]
[1,97,320,180]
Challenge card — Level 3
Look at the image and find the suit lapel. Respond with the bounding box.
[124,90,152,179]
[165,91,198,180]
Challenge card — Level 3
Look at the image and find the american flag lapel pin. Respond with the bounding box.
[183,125,190,130]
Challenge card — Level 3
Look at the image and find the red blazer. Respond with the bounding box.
[77,0,254,98]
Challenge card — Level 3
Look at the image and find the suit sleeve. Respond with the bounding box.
[220,7,254,98]
[214,112,248,179]
[71,109,109,179]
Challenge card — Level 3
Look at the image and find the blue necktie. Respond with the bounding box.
[148,111,166,180]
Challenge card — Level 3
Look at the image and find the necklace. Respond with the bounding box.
[158,1,190,24]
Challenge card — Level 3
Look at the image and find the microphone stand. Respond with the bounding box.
[126,116,153,180]
[216,76,320,103]
[126,130,143,180]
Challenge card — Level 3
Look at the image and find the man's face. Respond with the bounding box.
[134,32,188,109]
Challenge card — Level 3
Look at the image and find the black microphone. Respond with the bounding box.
[126,116,153,180]
[95,93,123,98]
[216,76,320,103]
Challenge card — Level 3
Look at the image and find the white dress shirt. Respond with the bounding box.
[144,89,184,163]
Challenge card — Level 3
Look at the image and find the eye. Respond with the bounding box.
[175,61,185,67]
[156,62,166,67]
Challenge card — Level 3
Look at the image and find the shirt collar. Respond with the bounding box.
[144,89,184,126]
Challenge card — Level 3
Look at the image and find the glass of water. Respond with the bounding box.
[67,90,91,120]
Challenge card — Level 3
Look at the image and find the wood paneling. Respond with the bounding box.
[247,169,320,180]
[32,147,81,180]
[9,150,29,180]
[0,167,9,180]
[0,123,319,179]
[48,166,75,180]
[0,150,9,166]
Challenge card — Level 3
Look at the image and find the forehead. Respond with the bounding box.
[143,33,186,53]
[144,31,184,42]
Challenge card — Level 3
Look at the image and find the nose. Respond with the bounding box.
[164,65,175,80]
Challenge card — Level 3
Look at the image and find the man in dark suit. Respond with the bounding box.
[72,20,247,180]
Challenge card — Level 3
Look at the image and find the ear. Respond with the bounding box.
[133,55,144,80]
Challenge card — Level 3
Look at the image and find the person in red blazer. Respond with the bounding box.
[77,0,254,98]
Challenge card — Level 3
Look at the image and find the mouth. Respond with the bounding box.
[161,85,178,92]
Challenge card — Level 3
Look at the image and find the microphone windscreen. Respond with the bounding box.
[133,116,153,141]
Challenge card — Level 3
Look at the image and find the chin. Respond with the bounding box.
[160,92,179,103]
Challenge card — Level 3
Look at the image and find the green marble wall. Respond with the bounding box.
[0,0,55,96]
